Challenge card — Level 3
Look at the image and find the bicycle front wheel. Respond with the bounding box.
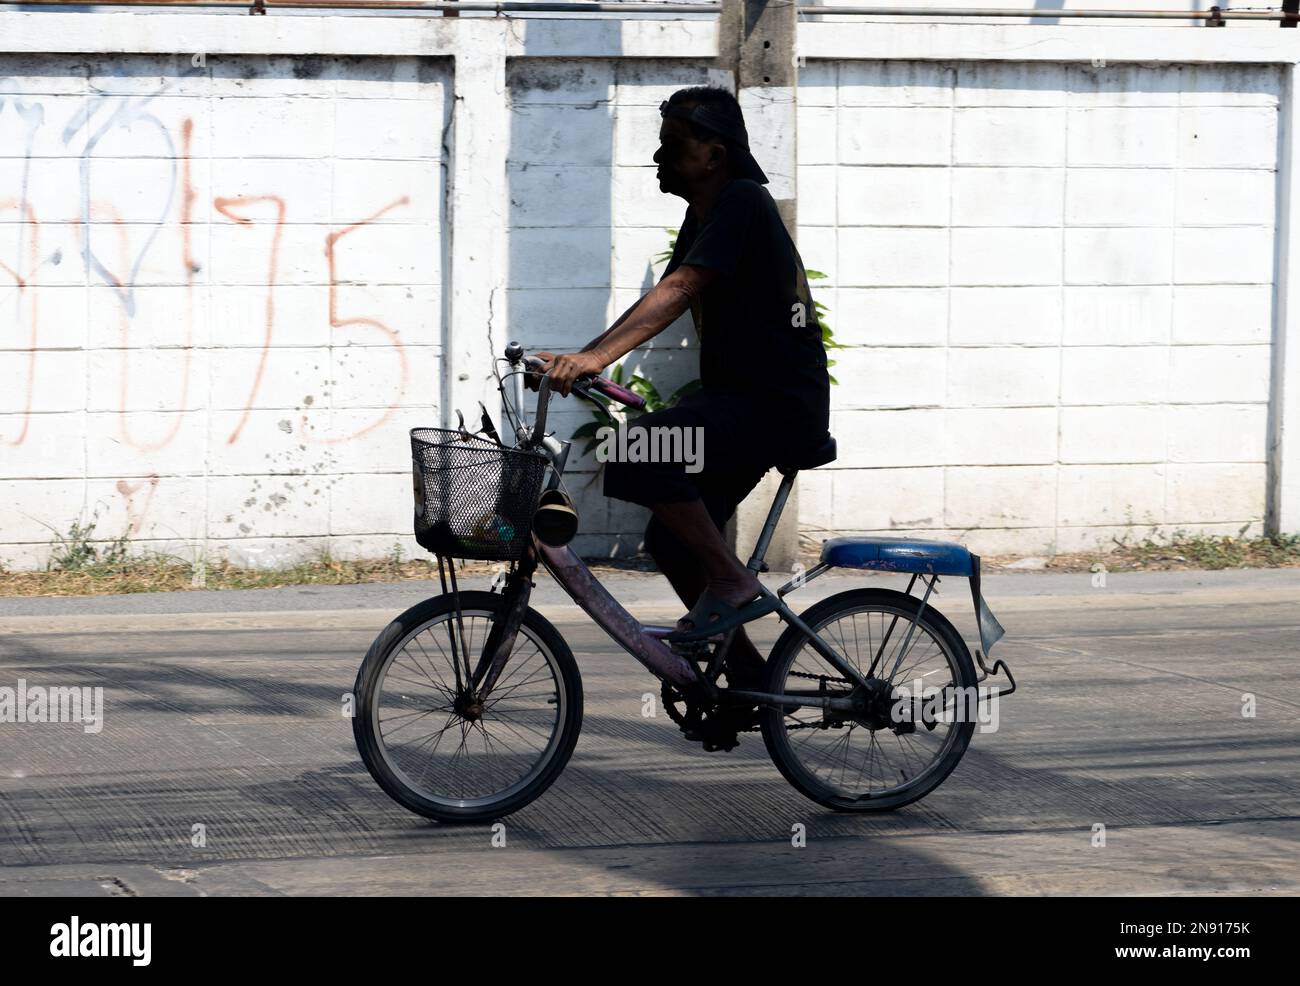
[761,588,978,813]
[352,590,583,823]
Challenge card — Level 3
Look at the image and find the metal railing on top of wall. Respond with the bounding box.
[0,1,1294,27]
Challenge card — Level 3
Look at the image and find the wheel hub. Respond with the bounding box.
[452,691,484,721]
[851,677,899,731]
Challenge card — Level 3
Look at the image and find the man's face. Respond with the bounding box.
[654,114,722,199]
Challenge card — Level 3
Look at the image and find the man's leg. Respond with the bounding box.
[606,395,773,683]
[643,510,767,684]
[650,498,760,618]
[642,513,706,610]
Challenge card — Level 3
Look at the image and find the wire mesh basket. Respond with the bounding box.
[410,427,549,561]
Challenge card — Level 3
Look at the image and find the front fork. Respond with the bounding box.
[467,549,538,703]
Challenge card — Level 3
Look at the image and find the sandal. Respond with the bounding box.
[663,587,780,643]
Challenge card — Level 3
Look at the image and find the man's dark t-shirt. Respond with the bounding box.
[661,178,830,443]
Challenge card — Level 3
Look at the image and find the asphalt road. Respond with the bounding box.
[1,568,1297,896]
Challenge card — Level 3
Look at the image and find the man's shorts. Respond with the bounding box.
[602,390,787,534]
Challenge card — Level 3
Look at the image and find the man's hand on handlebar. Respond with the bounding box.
[516,347,648,411]
[526,349,608,398]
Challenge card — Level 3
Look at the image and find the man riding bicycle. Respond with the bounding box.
[534,85,831,703]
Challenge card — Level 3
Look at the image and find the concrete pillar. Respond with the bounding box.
[1269,60,1300,535]
[717,0,803,571]
[445,19,509,430]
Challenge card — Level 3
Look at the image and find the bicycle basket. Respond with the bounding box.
[410,427,549,562]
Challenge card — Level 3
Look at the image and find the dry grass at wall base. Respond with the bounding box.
[1009,527,1300,573]
[0,519,505,596]
[2,521,1298,597]
[0,553,486,597]
[797,523,1300,575]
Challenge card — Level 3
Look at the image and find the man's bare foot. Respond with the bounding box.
[675,569,764,633]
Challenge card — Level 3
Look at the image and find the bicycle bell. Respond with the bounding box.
[533,488,579,547]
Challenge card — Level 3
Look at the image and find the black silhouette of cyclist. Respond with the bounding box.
[533,85,830,697]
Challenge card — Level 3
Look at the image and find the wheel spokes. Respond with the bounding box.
[779,606,961,800]
[374,613,564,807]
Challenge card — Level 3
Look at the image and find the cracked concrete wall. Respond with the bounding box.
[506,56,1285,561]
[0,13,1295,569]
[1,54,450,569]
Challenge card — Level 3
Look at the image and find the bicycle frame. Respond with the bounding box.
[537,538,871,711]
[473,524,867,714]
[361,344,1016,822]
[465,344,1023,717]
[466,352,872,712]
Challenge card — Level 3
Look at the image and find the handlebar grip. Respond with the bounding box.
[588,376,646,410]
[521,355,645,410]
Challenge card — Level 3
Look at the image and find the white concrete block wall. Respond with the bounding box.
[800,59,1279,555]
[0,53,449,569]
[0,12,1295,569]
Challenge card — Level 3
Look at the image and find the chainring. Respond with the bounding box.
[660,682,745,752]
[661,681,703,731]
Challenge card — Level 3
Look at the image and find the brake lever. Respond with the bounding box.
[530,374,554,446]
[478,401,504,447]
[455,409,473,442]
[521,356,547,391]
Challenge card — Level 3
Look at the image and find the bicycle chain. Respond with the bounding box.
[787,668,852,684]
[664,668,858,736]
[768,668,860,731]
[732,668,858,733]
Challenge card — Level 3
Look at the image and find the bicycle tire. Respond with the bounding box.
[353,590,583,823]
[760,587,978,813]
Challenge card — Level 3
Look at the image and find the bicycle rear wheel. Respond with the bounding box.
[761,588,978,813]
[353,590,582,822]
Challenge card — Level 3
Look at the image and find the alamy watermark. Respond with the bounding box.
[50,917,151,966]
[594,423,704,474]
[0,679,104,734]
[890,678,1000,733]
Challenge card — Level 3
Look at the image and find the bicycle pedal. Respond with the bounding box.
[681,715,746,752]
[702,736,740,753]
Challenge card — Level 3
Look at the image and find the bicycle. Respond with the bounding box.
[352,341,1017,822]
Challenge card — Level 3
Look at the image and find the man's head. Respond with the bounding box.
[654,86,768,199]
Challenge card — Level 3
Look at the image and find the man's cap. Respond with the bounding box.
[659,99,769,185]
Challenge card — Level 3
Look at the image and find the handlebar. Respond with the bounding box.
[506,347,648,450]
[586,375,646,411]
[521,356,646,411]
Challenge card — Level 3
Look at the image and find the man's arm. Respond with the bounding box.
[593,264,716,363]
[580,299,640,353]
[528,299,639,390]
[543,264,719,396]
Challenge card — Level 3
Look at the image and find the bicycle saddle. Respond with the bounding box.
[776,433,837,475]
